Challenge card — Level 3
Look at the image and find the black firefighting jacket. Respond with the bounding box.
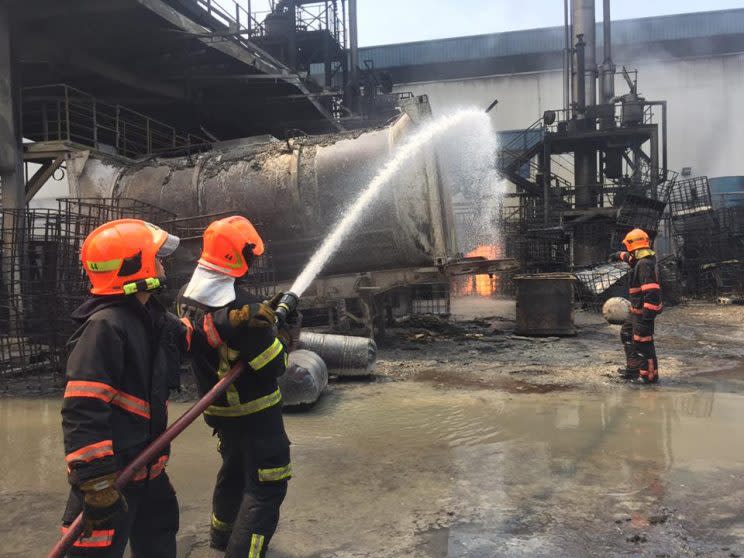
[180,286,288,432]
[621,249,663,321]
[61,295,186,485]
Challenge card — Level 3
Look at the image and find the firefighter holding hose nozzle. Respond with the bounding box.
[609,228,663,383]
[178,215,299,557]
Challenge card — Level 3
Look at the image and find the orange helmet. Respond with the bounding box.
[622,228,651,252]
[198,215,265,278]
[81,219,180,296]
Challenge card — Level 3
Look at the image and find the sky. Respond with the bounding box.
[355,0,744,46]
[241,1,744,46]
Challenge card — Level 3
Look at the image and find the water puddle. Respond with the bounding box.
[2,381,743,557]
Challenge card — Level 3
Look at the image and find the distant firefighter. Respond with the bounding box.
[609,229,663,383]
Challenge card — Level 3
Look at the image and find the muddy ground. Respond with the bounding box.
[2,297,744,557]
[376,297,744,392]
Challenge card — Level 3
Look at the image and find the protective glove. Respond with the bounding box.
[228,303,276,329]
[79,473,127,535]
[277,311,303,350]
[608,251,625,263]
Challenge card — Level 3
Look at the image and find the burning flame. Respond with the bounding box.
[455,245,501,297]
[467,245,499,260]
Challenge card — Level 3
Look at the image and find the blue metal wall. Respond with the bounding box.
[359,8,744,70]
[709,176,744,209]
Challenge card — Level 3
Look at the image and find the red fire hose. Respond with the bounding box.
[45,363,244,558]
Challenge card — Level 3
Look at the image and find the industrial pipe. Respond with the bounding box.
[646,101,669,184]
[46,363,246,558]
[279,349,329,407]
[603,0,612,64]
[563,0,571,112]
[599,0,616,105]
[297,332,377,376]
[571,0,596,108]
[575,34,586,115]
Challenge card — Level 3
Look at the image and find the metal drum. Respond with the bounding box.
[514,273,577,336]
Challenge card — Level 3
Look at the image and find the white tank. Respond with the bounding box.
[602,297,631,325]
[66,97,456,282]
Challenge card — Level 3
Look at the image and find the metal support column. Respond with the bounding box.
[348,0,359,113]
[323,1,332,87]
[341,0,349,96]
[543,144,552,225]
[287,0,297,70]
[0,4,23,210]
[0,3,24,337]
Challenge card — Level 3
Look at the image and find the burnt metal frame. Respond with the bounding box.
[0,198,175,380]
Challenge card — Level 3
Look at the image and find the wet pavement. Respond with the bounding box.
[2,378,744,557]
[4,299,744,557]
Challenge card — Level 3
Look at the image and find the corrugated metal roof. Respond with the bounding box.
[359,8,744,69]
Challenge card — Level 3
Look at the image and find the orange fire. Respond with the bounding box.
[455,245,501,297]
[467,245,500,260]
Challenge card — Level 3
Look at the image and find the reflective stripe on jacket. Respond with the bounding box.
[62,296,187,484]
[627,251,663,320]
[181,288,288,431]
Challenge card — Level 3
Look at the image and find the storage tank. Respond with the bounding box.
[709,176,744,209]
[66,98,456,282]
[264,12,294,39]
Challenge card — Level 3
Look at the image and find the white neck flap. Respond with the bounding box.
[183,264,236,308]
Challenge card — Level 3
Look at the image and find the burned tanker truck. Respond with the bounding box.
[65,96,514,335]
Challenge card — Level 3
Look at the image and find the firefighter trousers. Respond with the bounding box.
[211,426,291,558]
[620,316,658,383]
[61,473,178,558]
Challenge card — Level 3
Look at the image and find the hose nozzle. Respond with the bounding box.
[274,291,299,325]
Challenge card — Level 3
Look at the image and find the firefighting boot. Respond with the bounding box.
[640,360,659,384]
[210,514,233,550]
[617,367,639,381]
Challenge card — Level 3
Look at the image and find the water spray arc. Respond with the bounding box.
[289,108,489,300]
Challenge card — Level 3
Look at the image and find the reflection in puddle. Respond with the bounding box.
[0,382,742,557]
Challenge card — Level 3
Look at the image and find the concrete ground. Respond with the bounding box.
[2,297,744,557]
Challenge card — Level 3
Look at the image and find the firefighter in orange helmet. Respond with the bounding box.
[177,215,295,557]
[60,219,186,557]
[609,228,663,383]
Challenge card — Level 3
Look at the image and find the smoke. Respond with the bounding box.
[610,33,744,178]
